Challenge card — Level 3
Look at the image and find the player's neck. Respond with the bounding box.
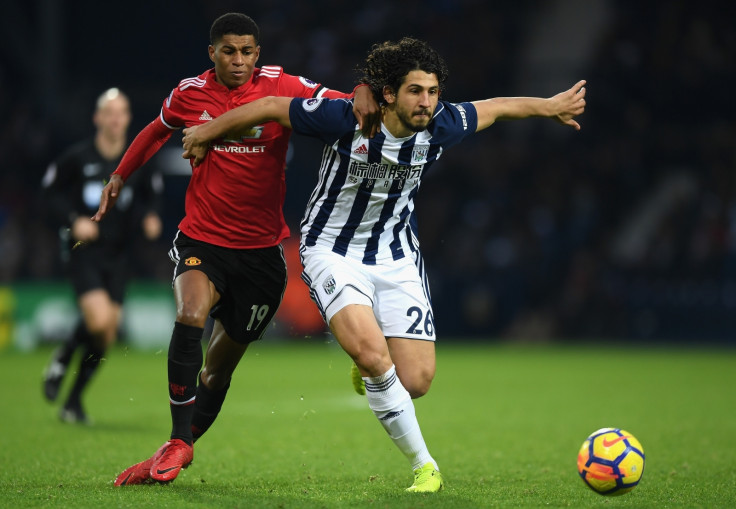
[95,133,126,160]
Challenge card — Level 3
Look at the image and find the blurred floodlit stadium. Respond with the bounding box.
[1,0,734,349]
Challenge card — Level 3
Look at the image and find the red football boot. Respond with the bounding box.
[149,439,193,483]
[114,441,168,486]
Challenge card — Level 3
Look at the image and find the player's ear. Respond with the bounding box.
[208,45,216,63]
[382,86,396,104]
[253,46,260,63]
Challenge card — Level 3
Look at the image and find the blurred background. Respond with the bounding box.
[1,0,734,349]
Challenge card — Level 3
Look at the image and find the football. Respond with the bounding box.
[577,428,645,495]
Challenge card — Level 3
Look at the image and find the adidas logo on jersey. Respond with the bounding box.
[353,144,368,155]
[199,110,213,121]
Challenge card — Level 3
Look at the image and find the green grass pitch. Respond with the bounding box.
[1,340,735,508]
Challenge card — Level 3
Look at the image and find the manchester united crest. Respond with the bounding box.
[185,257,202,266]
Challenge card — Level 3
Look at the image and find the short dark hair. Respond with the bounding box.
[209,13,260,45]
[357,37,449,103]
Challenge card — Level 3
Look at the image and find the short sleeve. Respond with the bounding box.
[427,101,479,148]
[160,87,187,129]
[288,98,357,145]
[276,71,324,99]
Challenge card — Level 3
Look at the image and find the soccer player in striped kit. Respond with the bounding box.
[182,37,586,492]
[92,13,380,486]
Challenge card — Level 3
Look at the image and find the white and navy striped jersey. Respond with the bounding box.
[289,97,478,265]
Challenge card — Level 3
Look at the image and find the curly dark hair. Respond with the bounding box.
[357,37,449,104]
[210,13,260,45]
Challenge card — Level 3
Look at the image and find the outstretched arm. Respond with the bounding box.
[181,96,293,166]
[473,80,586,132]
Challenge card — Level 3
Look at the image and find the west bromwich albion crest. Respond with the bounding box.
[323,275,336,295]
[412,145,429,163]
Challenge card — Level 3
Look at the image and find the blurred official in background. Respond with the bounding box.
[40,88,164,424]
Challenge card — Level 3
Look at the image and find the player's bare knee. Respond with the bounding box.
[353,349,391,378]
[84,315,109,338]
[175,306,209,328]
[399,369,434,398]
[406,378,432,399]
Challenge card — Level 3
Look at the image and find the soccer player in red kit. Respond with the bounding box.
[92,13,380,486]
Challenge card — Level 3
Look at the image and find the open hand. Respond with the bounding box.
[550,80,587,130]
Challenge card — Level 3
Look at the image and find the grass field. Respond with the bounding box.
[1,339,735,508]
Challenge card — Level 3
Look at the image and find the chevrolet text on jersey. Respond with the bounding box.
[211,144,266,153]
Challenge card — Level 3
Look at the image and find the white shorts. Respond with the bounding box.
[300,247,436,341]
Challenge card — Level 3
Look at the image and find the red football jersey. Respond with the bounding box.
[162,66,344,248]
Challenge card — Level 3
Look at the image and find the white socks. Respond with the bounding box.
[364,365,437,471]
